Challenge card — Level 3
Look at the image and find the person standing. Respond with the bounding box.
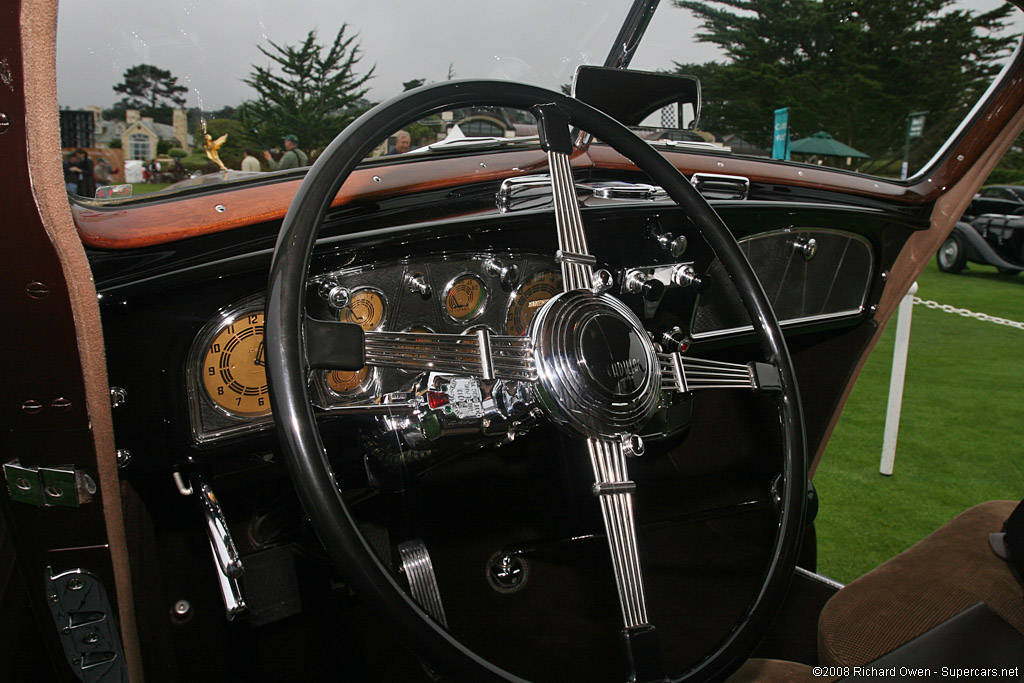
[94,157,112,187]
[241,149,261,172]
[63,150,82,194]
[264,134,308,170]
[78,150,95,198]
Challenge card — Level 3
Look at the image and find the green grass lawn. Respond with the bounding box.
[814,258,1024,583]
[130,182,172,196]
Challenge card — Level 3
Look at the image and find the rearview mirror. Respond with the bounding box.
[571,66,701,133]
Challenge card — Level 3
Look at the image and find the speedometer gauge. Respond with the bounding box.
[506,269,562,335]
[200,310,271,417]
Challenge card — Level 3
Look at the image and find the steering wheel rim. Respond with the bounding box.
[266,80,807,683]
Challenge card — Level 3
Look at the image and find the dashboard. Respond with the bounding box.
[186,253,564,443]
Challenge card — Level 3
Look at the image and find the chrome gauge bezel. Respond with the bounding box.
[314,366,381,404]
[337,285,389,331]
[442,272,488,323]
[504,267,563,336]
[187,294,276,443]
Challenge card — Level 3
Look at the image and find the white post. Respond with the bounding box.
[880,281,918,475]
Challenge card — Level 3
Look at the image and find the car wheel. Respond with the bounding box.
[936,233,966,273]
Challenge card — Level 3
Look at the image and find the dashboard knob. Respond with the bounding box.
[406,273,431,296]
[485,259,520,289]
[624,270,664,301]
[326,285,351,310]
[671,264,703,290]
[590,269,614,294]
[660,326,690,353]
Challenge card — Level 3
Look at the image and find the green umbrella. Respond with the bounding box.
[789,131,870,159]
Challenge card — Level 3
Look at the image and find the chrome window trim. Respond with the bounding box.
[691,228,875,341]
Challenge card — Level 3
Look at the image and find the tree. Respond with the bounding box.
[403,78,426,91]
[113,64,189,111]
[240,25,375,152]
[673,0,1016,167]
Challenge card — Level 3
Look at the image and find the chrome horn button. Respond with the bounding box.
[529,290,661,440]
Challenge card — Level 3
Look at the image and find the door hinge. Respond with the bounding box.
[3,460,96,508]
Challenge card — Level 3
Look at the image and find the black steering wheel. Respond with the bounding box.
[266,80,806,683]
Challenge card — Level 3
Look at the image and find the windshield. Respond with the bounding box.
[57,0,1023,200]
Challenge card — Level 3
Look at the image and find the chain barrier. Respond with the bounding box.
[912,296,1024,331]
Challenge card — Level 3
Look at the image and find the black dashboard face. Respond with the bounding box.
[186,252,564,442]
[89,176,920,479]
[91,196,893,456]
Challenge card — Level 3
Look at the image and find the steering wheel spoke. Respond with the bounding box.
[364,329,536,382]
[660,352,783,395]
[587,437,649,629]
[305,318,536,382]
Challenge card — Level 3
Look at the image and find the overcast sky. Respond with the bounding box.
[56,0,1021,113]
[56,0,721,111]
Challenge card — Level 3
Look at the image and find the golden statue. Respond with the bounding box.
[203,133,229,172]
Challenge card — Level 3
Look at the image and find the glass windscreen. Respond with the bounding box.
[56,0,1023,200]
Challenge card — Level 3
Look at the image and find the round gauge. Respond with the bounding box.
[325,367,372,396]
[339,288,386,330]
[201,310,271,417]
[445,274,485,321]
[506,269,563,335]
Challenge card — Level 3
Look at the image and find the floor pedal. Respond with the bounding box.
[240,545,302,628]
[398,539,447,627]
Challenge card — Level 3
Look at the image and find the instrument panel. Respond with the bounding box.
[187,253,560,443]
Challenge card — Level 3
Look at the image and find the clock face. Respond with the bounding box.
[200,310,271,417]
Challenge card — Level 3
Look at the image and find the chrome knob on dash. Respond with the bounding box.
[590,269,614,294]
[623,270,664,301]
[484,259,520,289]
[406,273,432,296]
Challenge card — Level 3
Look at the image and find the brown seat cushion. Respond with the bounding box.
[725,658,829,683]
[818,500,1024,667]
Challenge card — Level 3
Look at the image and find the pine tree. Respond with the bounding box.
[674,0,1016,166]
[112,64,189,111]
[240,25,375,152]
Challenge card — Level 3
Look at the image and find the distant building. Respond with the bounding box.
[119,109,192,160]
[76,107,192,160]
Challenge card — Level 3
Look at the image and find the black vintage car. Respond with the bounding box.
[2,1,1023,682]
[938,215,1024,274]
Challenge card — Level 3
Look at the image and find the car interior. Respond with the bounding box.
[1,1,1023,682]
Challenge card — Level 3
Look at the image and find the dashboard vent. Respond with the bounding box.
[690,173,749,200]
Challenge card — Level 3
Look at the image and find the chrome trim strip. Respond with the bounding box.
[795,566,845,591]
[691,308,865,341]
